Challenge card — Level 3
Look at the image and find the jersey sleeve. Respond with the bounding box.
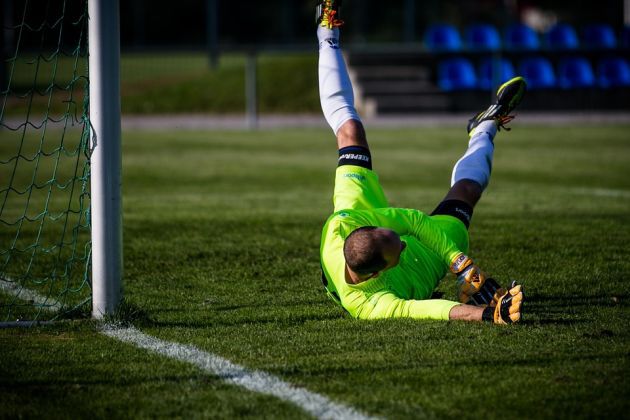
[349,207,463,268]
[344,289,458,320]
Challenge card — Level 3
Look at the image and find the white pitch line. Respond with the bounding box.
[0,278,63,312]
[102,325,376,420]
[1,281,376,419]
[570,187,630,199]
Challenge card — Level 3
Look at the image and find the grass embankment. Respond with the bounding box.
[3,52,319,117]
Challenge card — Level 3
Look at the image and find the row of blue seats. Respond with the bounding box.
[426,23,630,51]
[438,56,630,91]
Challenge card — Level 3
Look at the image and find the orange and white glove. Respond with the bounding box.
[450,253,508,306]
[471,277,506,307]
[450,253,487,304]
[482,281,524,324]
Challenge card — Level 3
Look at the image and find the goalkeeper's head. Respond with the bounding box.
[343,226,406,281]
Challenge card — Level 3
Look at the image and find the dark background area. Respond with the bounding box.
[2,0,627,50]
[1,0,629,114]
[119,0,625,48]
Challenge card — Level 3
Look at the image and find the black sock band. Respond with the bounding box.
[338,146,372,170]
[430,199,474,228]
[482,306,495,322]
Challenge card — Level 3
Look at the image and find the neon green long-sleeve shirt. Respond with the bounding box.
[320,207,467,320]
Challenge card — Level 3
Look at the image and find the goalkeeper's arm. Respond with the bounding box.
[344,283,523,324]
[450,282,524,324]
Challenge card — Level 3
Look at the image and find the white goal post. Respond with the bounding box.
[88,0,122,318]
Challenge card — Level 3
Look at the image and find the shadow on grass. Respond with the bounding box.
[102,296,346,329]
[101,299,153,327]
[146,311,345,329]
[293,350,629,377]
[113,290,627,330]
[526,293,627,307]
[0,373,218,389]
[522,292,627,326]
[118,295,347,329]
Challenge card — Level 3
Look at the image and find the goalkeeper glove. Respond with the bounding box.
[470,277,505,307]
[450,253,489,304]
[482,281,523,324]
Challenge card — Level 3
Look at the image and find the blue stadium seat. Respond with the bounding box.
[465,24,501,51]
[425,24,462,51]
[621,26,630,49]
[438,58,477,91]
[597,57,630,88]
[557,57,595,88]
[478,57,515,89]
[582,24,617,49]
[518,57,556,89]
[546,23,579,50]
[504,24,540,50]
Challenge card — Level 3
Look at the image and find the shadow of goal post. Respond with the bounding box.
[89,0,122,318]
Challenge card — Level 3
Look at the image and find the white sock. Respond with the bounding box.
[317,26,361,134]
[451,121,497,190]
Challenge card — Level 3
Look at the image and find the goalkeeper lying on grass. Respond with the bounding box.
[317,0,523,324]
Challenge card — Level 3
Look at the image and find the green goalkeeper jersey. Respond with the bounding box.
[320,166,470,320]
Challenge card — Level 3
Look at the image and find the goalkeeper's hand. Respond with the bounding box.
[450,253,489,304]
[483,281,523,324]
[470,277,505,307]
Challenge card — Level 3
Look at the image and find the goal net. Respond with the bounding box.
[0,0,92,322]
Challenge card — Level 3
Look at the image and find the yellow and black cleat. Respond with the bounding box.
[467,76,527,136]
[316,0,344,29]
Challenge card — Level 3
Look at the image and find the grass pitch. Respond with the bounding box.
[1,124,630,418]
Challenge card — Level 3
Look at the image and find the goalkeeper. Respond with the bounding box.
[317,0,524,324]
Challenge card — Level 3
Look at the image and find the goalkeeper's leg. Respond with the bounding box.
[430,114,499,228]
[439,120,497,213]
[437,77,527,213]
[317,0,370,158]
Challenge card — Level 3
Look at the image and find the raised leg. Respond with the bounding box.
[317,17,368,151]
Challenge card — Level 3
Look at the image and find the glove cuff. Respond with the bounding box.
[482,306,494,322]
[450,253,472,274]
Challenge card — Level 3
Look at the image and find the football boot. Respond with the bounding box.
[467,76,527,136]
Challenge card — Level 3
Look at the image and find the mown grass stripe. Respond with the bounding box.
[102,325,377,420]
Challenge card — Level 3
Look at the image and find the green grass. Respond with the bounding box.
[0,125,91,320]
[120,53,319,114]
[2,125,630,418]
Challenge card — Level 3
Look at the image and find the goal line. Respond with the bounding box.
[1,280,374,419]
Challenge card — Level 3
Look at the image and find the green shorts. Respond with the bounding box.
[333,165,469,252]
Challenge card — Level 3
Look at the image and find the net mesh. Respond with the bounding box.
[0,0,91,321]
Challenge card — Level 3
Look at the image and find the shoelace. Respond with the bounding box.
[322,2,344,28]
[497,115,515,131]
